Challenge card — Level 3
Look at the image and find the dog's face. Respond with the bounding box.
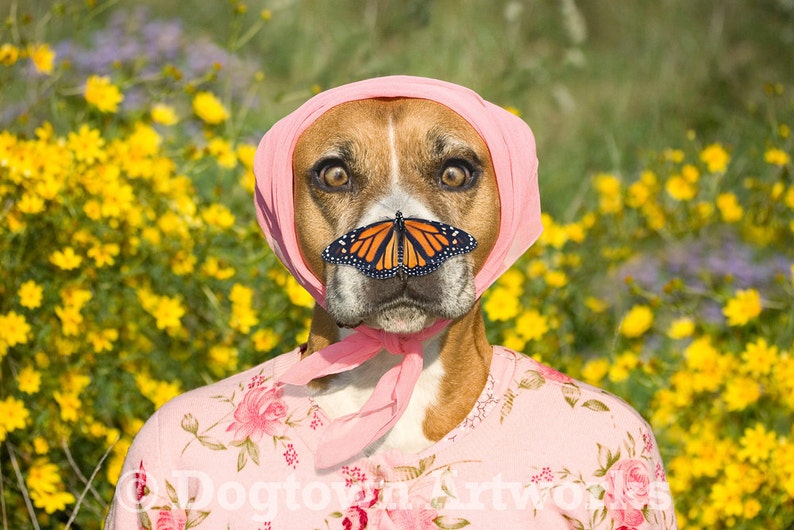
[293,98,499,335]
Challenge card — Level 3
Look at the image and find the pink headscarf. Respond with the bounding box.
[253,76,542,467]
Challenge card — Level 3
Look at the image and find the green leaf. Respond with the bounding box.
[587,483,605,501]
[519,370,545,390]
[237,448,248,471]
[418,454,436,474]
[393,464,423,481]
[434,516,471,529]
[431,496,447,510]
[500,389,516,424]
[165,481,179,505]
[140,510,152,530]
[562,383,581,408]
[582,399,610,412]
[197,435,227,450]
[186,510,210,528]
[248,439,260,465]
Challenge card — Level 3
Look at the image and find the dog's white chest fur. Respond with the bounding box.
[309,336,443,455]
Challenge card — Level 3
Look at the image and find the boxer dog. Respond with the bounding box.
[291,98,500,453]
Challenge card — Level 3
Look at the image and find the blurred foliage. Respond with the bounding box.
[0,0,793,528]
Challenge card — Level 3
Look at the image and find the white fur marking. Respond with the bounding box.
[388,117,400,187]
[310,335,443,455]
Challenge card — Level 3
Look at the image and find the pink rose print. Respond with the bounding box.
[342,505,368,530]
[135,461,147,501]
[604,459,651,527]
[155,509,187,530]
[383,502,439,530]
[226,386,288,441]
[534,362,573,384]
[342,487,380,530]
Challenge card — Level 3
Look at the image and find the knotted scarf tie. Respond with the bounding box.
[278,320,449,468]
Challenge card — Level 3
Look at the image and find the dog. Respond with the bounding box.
[292,97,500,456]
[107,76,676,529]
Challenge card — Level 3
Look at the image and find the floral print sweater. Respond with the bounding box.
[106,347,677,529]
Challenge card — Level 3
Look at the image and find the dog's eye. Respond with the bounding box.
[313,160,351,191]
[439,161,475,190]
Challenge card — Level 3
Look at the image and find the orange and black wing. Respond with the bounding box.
[400,217,478,276]
[321,218,402,279]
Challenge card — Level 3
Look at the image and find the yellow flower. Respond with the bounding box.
[18,280,43,309]
[253,329,279,352]
[543,269,569,288]
[152,296,185,330]
[26,459,76,514]
[49,247,83,270]
[231,304,259,334]
[700,143,730,173]
[33,437,49,455]
[663,148,685,163]
[483,286,521,321]
[593,173,623,214]
[665,175,697,201]
[88,329,118,353]
[151,103,179,125]
[135,374,181,409]
[723,289,762,326]
[0,43,20,65]
[626,181,651,208]
[740,338,777,376]
[0,396,30,441]
[202,256,236,280]
[667,317,695,339]
[53,391,81,422]
[497,268,525,296]
[87,243,120,267]
[208,345,238,375]
[192,91,229,124]
[202,203,236,229]
[515,309,549,342]
[581,358,609,385]
[84,75,124,113]
[17,192,46,214]
[32,490,77,515]
[716,192,743,223]
[66,124,106,164]
[285,276,315,309]
[723,376,761,411]
[608,351,640,383]
[0,311,31,347]
[27,43,55,74]
[685,337,732,392]
[207,137,238,168]
[584,296,608,313]
[764,147,790,166]
[18,366,42,394]
[620,305,654,338]
[738,423,778,464]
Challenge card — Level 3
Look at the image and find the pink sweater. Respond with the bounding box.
[106,347,677,528]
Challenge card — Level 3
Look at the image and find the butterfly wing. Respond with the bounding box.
[401,217,478,276]
[321,219,401,279]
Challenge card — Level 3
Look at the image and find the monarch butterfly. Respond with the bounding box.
[321,211,478,279]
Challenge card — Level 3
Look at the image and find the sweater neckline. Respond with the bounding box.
[274,346,518,473]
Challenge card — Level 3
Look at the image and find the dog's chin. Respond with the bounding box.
[365,302,434,335]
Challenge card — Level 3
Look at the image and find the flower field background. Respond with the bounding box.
[1,1,793,528]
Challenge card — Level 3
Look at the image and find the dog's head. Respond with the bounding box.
[253,76,542,337]
[292,98,500,335]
